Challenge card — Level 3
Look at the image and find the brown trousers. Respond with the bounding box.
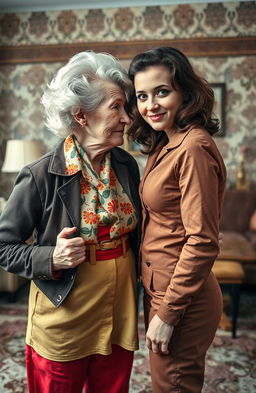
[144,272,222,393]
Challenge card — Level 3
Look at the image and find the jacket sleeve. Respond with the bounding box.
[157,141,225,326]
[0,166,55,280]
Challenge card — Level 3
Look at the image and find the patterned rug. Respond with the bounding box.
[0,285,255,393]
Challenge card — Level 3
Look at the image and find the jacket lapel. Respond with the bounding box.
[48,140,81,230]
[57,175,81,229]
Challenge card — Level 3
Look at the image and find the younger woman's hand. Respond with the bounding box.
[146,314,174,355]
[218,231,224,245]
[52,227,86,270]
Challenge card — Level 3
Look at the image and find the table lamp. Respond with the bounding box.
[0,139,42,213]
[1,139,42,173]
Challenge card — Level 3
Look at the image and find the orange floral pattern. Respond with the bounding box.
[83,211,97,224]
[108,199,118,213]
[109,169,116,187]
[64,135,74,152]
[64,135,138,243]
[97,181,104,191]
[80,179,90,194]
[120,202,133,215]
[66,163,79,175]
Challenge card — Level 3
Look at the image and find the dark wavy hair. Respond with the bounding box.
[128,46,220,153]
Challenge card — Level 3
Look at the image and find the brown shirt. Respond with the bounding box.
[140,128,226,326]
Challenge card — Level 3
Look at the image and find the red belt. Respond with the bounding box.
[85,235,130,264]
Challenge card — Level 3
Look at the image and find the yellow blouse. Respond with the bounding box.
[26,248,138,361]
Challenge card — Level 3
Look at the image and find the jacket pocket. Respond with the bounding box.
[141,261,153,291]
[151,267,175,293]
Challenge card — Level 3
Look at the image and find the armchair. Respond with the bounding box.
[218,189,256,283]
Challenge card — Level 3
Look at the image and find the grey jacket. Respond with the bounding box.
[0,140,141,307]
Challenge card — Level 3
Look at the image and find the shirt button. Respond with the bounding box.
[56,294,62,302]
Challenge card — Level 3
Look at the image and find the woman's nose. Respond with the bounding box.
[121,110,131,125]
[147,99,159,111]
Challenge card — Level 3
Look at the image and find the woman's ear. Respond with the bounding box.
[73,109,87,127]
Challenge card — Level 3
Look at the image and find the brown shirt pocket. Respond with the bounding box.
[151,268,175,293]
[142,261,176,296]
[141,260,153,292]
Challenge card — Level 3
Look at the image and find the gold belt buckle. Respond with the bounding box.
[99,239,118,250]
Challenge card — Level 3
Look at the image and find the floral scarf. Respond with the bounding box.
[64,135,138,243]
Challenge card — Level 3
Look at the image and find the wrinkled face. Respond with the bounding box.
[75,81,131,150]
[134,65,183,138]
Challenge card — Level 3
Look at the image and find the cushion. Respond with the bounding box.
[212,260,244,282]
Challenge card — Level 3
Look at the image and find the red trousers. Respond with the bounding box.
[26,344,134,393]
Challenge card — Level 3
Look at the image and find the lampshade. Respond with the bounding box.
[1,139,42,173]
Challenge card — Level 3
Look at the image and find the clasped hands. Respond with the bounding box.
[52,227,86,271]
[146,314,174,355]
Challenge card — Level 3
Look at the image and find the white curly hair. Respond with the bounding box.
[41,50,132,137]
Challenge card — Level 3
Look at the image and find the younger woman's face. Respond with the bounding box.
[134,65,183,138]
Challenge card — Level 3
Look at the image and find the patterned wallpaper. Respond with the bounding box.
[0,1,256,197]
[0,2,255,44]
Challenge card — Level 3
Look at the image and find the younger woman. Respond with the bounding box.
[128,47,226,393]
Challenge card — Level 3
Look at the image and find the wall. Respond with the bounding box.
[0,1,255,197]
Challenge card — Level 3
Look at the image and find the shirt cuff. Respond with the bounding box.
[157,301,185,326]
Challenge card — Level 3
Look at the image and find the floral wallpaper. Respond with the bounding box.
[0,1,256,198]
[0,2,255,45]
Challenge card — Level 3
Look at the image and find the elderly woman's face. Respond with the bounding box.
[75,81,131,150]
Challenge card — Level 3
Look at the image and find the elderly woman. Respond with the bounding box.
[0,51,141,393]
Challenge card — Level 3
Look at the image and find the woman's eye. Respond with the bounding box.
[157,89,169,97]
[112,104,120,110]
[136,93,147,101]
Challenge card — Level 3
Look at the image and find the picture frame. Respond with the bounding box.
[210,83,226,136]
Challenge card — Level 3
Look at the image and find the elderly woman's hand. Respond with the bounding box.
[52,227,86,270]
